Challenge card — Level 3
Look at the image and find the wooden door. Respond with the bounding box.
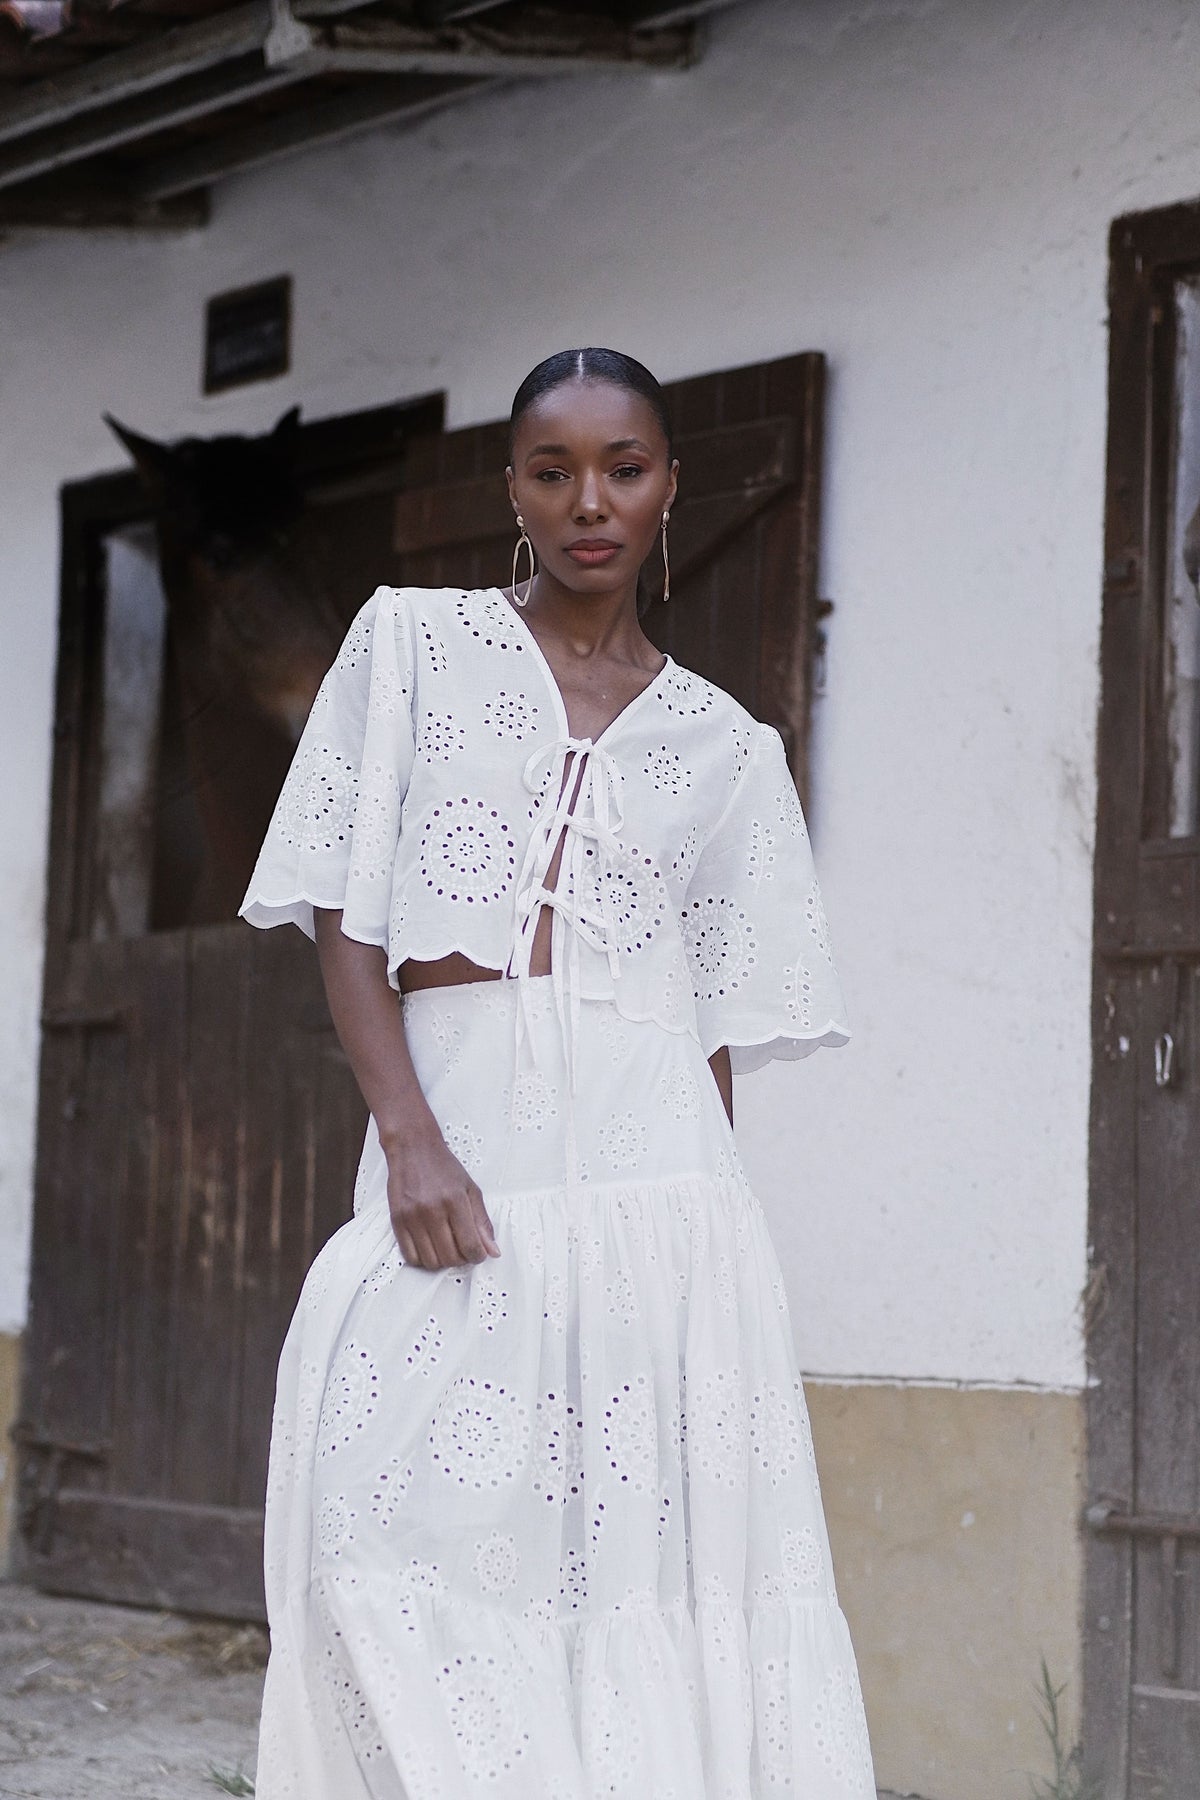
[1087,202,1200,1796]
[17,352,825,1621]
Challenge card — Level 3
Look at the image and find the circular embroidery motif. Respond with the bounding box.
[418,711,465,763]
[686,1367,747,1487]
[418,798,517,904]
[318,1341,381,1455]
[643,746,691,794]
[680,895,757,1000]
[435,1653,529,1782]
[472,1531,520,1595]
[453,592,527,654]
[430,1374,530,1489]
[483,691,541,738]
[279,743,358,854]
[655,664,715,716]
[602,1379,658,1492]
[749,1383,804,1487]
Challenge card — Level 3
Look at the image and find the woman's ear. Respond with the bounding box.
[505,465,518,512]
[665,457,680,513]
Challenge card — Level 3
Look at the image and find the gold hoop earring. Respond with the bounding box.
[512,515,535,608]
[661,509,671,604]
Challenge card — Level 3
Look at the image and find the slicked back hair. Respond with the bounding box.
[508,348,674,461]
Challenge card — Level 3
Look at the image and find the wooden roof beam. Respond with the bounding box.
[0,0,374,150]
[416,1,509,21]
[133,72,496,201]
[0,53,302,191]
[629,0,736,25]
[0,5,694,154]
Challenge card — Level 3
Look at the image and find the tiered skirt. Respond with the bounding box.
[255,977,876,1798]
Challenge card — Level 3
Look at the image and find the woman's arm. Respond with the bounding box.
[709,1046,733,1125]
[314,908,499,1271]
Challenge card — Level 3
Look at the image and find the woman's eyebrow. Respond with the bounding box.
[524,436,651,463]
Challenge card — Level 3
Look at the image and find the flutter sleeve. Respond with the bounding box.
[680,722,850,1073]
[239,585,415,949]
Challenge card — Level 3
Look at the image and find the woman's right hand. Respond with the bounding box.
[383,1127,500,1271]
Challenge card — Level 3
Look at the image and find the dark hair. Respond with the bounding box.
[508,347,674,460]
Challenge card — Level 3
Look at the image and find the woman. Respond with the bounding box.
[241,347,875,1798]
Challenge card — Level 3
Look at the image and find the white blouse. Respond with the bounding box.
[240,585,849,1075]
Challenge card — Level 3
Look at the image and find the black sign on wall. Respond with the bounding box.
[203,276,292,394]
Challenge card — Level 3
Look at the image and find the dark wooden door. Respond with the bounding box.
[1087,202,1200,1797]
[18,352,825,1621]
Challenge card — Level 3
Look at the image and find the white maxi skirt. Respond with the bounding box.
[255,977,876,1799]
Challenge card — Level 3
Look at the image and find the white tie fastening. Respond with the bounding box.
[506,735,632,1187]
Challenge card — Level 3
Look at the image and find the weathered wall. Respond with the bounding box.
[5,0,1200,1786]
[809,1382,1085,1800]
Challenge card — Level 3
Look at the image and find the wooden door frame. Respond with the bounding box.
[1085,198,1200,1794]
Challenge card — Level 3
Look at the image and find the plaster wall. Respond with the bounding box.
[2,0,1198,1383]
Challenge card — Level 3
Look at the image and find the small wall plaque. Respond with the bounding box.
[203,275,291,394]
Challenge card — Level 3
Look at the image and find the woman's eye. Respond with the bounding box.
[612,464,645,479]
[535,468,568,482]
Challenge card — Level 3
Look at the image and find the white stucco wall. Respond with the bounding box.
[2,0,1197,1383]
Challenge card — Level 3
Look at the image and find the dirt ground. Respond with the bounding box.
[0,1582,264,1799]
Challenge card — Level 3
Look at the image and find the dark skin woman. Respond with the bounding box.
[313,374,734,1275]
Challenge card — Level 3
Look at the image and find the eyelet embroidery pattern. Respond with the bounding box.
[749,1384,804,1487]
[786,959,818,1030]
[483,691,541,738]
[472,1530,520,1595]
[367,1457,411,1528]
[418,798,517,904]
[442,1120,484,1175]
[778,780,808,839]
[278,743,358,854]
[681,895,758,1001]
[453,591,527,654]
[598,1110,648,1170]
[602,1378,658,1492]
[805,879,835,962]
[429,1375,531,1489]
[508,1071,559,1133]
[747,818,777,886]
[781,1524,825,1593]
[658,1068,702,1121]
[730,725,754,782]
[435,1653,530,1783]
[417,711,465,763]
[811,1663,875,1792]
[644,746,691,795]
[317,1342,380,1457]
[687,1368,747,1488]
[655,663,715,716]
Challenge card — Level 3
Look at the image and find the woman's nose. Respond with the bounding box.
[573,472,606,521]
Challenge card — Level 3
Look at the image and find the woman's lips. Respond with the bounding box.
[565,543,622,566]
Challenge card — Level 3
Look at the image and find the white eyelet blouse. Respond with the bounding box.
[239,586,850,1075]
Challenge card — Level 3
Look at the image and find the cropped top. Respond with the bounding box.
[239,585,850,1076]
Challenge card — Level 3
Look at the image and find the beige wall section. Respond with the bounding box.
[0,1330,21,1575]
[807,1382,1085,1800]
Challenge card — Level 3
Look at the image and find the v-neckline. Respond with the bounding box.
[489,588,672,748]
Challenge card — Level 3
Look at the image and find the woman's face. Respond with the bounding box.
[506,378,678,599]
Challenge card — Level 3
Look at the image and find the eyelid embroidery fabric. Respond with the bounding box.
[240,585,851,1074]
[241,586,875,1799]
